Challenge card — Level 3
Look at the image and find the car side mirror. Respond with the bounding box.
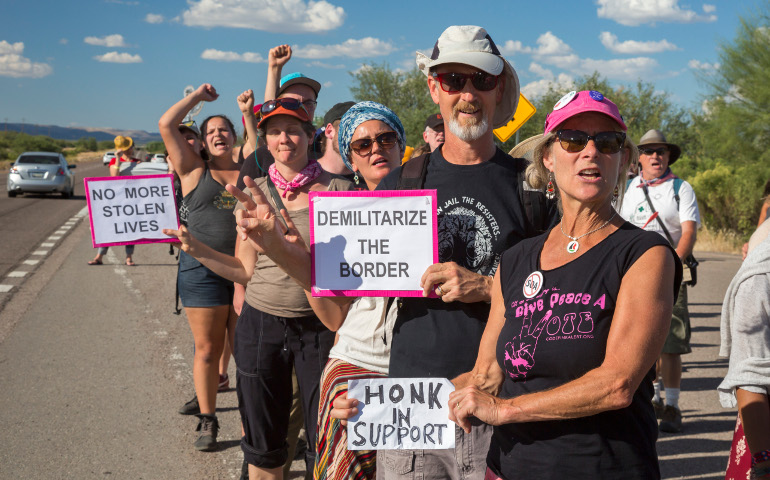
[68,164,77,169]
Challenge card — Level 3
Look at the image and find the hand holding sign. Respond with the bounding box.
[420,261,493,303]
[330,392,359,426]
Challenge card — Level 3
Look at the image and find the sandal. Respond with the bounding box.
[125,259,136,266]
[87,259,103,266]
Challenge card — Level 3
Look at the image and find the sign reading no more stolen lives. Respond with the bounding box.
[309,190,438,297]
[84,175,180,248]
[347,377,455,450]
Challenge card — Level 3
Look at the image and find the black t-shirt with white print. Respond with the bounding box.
[376,146,528,379]
[488,222,681,480]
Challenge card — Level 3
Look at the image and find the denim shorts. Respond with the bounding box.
[177,250,234,308]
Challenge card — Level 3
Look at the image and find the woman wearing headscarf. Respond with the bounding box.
[226,101,407,480]
[448,90,682,479]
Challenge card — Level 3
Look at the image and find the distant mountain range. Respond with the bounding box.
[1,123,162,144]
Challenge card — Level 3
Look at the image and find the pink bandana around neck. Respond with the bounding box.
[637,167,676,188]
[269,159,323,197]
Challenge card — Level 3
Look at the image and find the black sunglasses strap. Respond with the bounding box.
[641,184,676,247]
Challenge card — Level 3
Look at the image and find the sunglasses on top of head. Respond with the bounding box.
[556,130,627,154]
[350,132,399,156]
[260,98,309,117]
[431,71,499,93]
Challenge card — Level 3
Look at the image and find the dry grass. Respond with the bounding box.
[694,224,744,255]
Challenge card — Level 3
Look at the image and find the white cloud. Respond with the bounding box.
[529,62,554,79]
[352,64,372,75]
[688,59,720,71]
[200,49,265,63]
[293,38,395,59]
[323,81,333,88]
[84,34,128,47]
[93,51,142,63]
[703,4,716,13]
[0,41,53,78]
[521,74,574,99]
[182,0,345,33]
[145,13,164,24]
[305,60,345,69]
[599,32,678,54]
[597,0,717,26]
[500,40,532,55]
[59,38,68,45]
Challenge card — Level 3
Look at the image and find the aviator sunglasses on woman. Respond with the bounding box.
[349,131,399,156]
[556,129,627,154]
[431,71,498,93]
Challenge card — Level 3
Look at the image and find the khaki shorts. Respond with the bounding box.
[662,285,692,354]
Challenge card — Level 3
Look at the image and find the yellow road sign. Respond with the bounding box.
[494,93,536,143]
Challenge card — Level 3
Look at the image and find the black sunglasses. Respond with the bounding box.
[350,132,399,156]
[556,130,627,154]
[639,147,668,156]
[431,71,498,93]
[260,98,309,117]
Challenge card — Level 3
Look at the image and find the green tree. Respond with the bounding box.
[690,2,770,234]
[145,141,166,153]
[348,63,437,147]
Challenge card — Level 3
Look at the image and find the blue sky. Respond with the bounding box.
[0,0,759,133]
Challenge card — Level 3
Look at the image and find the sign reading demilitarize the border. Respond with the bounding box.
[84,175,180,248]
[309,190,438,297]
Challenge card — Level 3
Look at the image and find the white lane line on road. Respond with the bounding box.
[47,236,61,241]
[41,243,55,248]
[54,230,67,235]
[0,285,13,293]
[23,260,39,266]
[7,271,28,278]
[31,250,48,256]
[154,330,168,337]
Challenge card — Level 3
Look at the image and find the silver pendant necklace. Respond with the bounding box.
[559,211,617,254]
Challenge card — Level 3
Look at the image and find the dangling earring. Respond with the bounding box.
[354,172,360,186]
[613,185,619,201]
[545,172,556,200]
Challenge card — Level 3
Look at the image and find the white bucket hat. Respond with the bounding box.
[416,25,519,129]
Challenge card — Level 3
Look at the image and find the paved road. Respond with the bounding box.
[0,162,745,478]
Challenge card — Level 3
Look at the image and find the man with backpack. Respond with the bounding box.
[370,25,557,479]
[620,129,701,434]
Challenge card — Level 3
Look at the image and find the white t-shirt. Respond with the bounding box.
[329,296,399,375]
[620,176,701,247]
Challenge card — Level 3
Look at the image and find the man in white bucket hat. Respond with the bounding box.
[333,25,543,480]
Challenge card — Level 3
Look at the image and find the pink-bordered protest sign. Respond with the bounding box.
[84,174,180,248]
[309,190,438,297]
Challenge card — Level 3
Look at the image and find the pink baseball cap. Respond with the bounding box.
[543,90,626,133]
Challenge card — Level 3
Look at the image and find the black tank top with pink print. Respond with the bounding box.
[488,222,681,480]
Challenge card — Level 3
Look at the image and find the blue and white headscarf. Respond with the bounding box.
[337,101,406,171]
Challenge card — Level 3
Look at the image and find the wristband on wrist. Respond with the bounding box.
[752,450,770,467]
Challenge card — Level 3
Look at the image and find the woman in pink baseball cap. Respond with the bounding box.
[449,90,683,479]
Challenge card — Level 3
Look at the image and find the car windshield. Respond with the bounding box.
[18,156,60,165]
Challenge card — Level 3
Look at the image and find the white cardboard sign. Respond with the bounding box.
[84,175,179,247]
[347,377,455,450]
[309,190,438,297]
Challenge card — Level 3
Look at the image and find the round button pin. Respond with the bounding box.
[589,90,604,101]
[523,271,544,299]
[552,91,577,111]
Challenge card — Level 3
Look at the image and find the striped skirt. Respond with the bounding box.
[314,358,386,480]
